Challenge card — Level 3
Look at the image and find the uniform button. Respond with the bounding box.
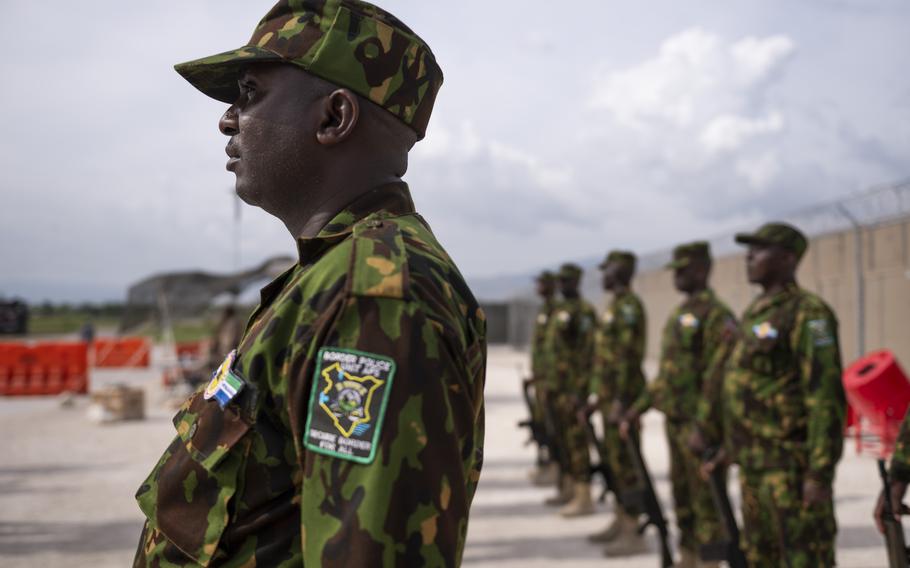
[188,422,198,438]
[365,219,383,228]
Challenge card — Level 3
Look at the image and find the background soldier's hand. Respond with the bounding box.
[801,478,831,507]
[699,447,727,480]
[576,401,597,427]
[607,401,624,425]
[875,479,910,533]
[687,428,708,455]
[619,409,640,440]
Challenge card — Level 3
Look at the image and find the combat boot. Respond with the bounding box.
[528,462,558,487]
[544,476,573,506]
[674,547,697,568]
[587,515,623,543]
[559,481,595,517]
[602,513,649,557]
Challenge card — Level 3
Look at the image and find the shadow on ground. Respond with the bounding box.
[0,520,143,555]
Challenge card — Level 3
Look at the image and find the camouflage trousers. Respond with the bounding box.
[532,386,550,465]
[555,394,590,480]
[739,468,837,568]
[665,420,723,552]
[599,403,641,508]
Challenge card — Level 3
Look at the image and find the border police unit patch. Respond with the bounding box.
[304,348,396,464]
[808,319,834,347]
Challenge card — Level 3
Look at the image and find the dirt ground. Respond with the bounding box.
[0,346,891,567]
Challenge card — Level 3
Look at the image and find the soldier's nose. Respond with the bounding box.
[219,106,239,136]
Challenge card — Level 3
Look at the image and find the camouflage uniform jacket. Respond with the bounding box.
[543,298,597,397]
[134,183,487,567]
[631,289,736,427]
[722,283,845,484]
[531,299,556,382]
[890,413,910,483]
[591,290,646,407]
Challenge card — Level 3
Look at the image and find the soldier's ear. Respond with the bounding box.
[316,89,360,146]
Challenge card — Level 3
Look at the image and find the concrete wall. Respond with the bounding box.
[633,217,910,367]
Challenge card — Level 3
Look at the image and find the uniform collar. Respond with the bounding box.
[751,281,800,313]
[683,288,714,307]
[295,182,415,265]
[259,183,415,306]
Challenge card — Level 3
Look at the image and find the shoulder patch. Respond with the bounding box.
[621,303,637,324]
[752,321,779,340]
[679,313,700,329]
[203,350,245,409]
[304,347,396,464]
[351,218,409,299]
[807,319,834,347]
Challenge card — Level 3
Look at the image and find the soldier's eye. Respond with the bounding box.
[238,81,257,101]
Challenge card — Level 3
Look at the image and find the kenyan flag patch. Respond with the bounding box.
[304,347,396,464]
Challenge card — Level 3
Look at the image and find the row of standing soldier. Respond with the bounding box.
[523,222,848,567]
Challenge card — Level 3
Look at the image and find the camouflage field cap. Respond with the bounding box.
[598,250,637,271]
[536,270,557,284]
[558,263,583,280]
[735,222,808,259]
[665,241,711,270]
[174,0,443,139]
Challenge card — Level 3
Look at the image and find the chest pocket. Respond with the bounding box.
[739,334,783,377]
[675,316,703,354]
[136,391,252,566]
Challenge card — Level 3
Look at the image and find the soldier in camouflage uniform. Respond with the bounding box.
[527,271,559,486]
[622,242,736,567]
[718,223,846,567]
[542,263,598,517]
[587,251,648,555]
[133,2,487,566]
[875,408,910,533]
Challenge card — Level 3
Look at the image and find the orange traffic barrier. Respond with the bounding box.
[93,337,151,368]
[0,342,88,396]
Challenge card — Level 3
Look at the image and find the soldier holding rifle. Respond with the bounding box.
[525,271,560,486]
[622,242,736,567]
[875,410,910,567]
[542,264,598,517]
[704,223,846,567]
[584,250,649,555]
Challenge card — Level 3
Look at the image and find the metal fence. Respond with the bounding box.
[489,180,910,364]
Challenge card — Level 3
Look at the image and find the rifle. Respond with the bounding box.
[622,422,674,568]
[517,378,547,449]
[879,459,910,568]
[698,449,747,568]
[578,411,619,503]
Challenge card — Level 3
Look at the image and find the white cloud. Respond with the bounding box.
[589,27,794,133]
[736,151,783,190]
[730,35,796,86]
[700,112,785,154]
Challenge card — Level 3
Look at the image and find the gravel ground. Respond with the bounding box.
[0,346,892,567]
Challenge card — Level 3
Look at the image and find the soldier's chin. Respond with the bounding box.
[234,180,260,207]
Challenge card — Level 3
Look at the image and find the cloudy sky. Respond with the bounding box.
[1,0,908,302]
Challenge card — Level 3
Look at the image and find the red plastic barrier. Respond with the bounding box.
[176,340,206,362]
[93,337,150,368]
[0,342,88,396]
[843,350,910,458]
